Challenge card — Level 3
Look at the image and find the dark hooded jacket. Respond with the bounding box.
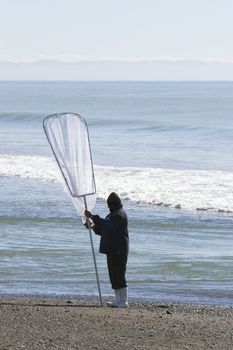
[92,193,129,255]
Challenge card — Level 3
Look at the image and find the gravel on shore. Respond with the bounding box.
[0,296,233,350]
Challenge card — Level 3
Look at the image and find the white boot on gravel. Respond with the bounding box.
[106,289,120,307]
[117,287,128,308]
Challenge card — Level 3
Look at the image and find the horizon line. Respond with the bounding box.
[1,79,233,82]
[1,56,233,65]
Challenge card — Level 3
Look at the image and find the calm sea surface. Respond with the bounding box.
[0,81,233,305]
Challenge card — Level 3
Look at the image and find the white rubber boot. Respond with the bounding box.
[117,287,128,308]
[107,289,120,307]
[114,289,120,306]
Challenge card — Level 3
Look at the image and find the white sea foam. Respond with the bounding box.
[0,155,57,182]
[1,155,233,213]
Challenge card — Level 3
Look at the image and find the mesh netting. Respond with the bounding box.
[43,112,96,218]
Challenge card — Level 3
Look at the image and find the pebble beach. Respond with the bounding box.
[1,297,233,350]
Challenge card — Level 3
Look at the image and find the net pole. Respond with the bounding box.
[84,196,103,307]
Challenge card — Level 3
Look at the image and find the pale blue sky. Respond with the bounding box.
[1,0,233,61]
[0,0,233,79]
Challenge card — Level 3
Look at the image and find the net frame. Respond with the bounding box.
[43,112,102,306]
[43,112,96,198]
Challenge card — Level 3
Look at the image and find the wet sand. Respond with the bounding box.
[0,297,233,350]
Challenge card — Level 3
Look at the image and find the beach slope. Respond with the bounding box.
[0,297,233,350]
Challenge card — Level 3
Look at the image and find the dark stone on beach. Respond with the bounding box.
[158,304,169,308]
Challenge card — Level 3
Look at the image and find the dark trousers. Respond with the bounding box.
[107,254,128,290]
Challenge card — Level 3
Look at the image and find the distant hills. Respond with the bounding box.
[1,59,233,80]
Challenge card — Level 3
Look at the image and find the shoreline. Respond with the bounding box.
[1,296,233,349]
[1,293,233,306]
[1,292,232,307]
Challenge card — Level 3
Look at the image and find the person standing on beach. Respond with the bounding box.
[85,192,129,308]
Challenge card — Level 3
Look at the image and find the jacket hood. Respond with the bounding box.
[107,192,122,211]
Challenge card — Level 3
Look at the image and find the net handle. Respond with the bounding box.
[84,195,103,306]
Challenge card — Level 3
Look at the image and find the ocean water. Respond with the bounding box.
[0,81,233,305]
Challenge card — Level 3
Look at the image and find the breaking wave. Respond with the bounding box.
[1,155,233,213]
